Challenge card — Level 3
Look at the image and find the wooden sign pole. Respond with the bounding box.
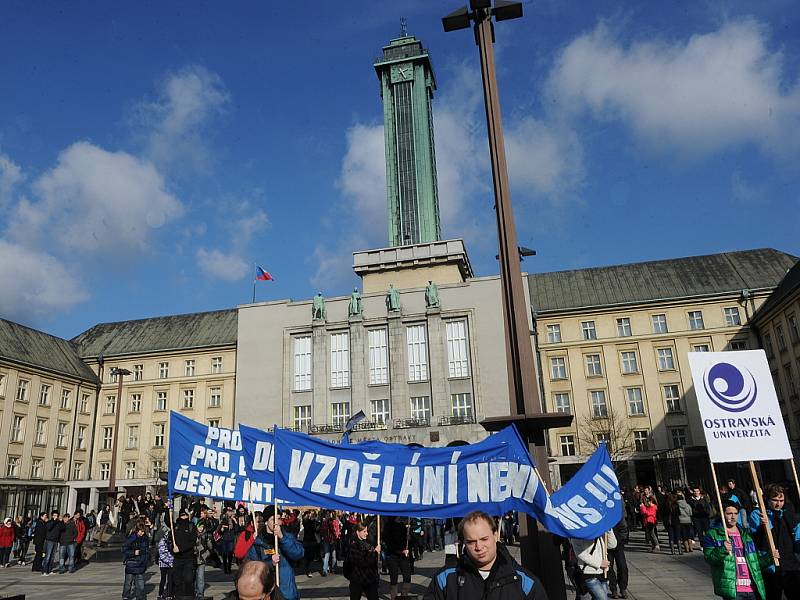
[377,514,381,547]
[274,498,280,580]
[748,461,779,566]
[788,458,800,505]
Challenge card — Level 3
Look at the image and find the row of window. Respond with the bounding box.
[5,456,78,480]
[103,386,222,415]
[94,460,164,481]
[549,342,746,381]
[552,383,684,418]
[10,378,91,411]
[99,422,167,450]
[8,416,87,448]
[291,393,474,430]
[107,356,225,383]
[558,427,688,456]
[772,360,800,402]
[293,321,470,391]
[545,308,742,343]
[763,314,800,360]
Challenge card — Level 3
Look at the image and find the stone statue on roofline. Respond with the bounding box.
[386,284,401,312]
[425,280,440,309]
[348,288,362,317]
[312,292,326,320]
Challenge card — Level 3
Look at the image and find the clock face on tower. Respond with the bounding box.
[390,63,414,83]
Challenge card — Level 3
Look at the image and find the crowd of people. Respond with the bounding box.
[4,479,798,600]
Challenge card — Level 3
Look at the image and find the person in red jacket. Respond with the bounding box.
[73,510,87,566]
[640,497,660,552]
[0,517,15,567]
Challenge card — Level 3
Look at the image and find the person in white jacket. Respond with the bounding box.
[570,529,617,600]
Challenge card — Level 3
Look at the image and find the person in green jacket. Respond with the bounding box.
[702,500,772,600]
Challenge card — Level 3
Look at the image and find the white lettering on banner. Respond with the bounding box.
[252,441,274,470]
[467,463,489,503]
[204,426,242,451]
[335,460,359,497]
[544,467,621,529]
[283,449,551,508]
[312,455,336,493]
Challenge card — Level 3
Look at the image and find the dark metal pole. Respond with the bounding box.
[444,4,567,598]
[107,368,130,499]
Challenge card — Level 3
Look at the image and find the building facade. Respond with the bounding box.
[0,319,99,517]
[753,260,800,451]
[236,243,526,447]
[530,249,797,488]
[374,31,441,246]
[69,310,237,510]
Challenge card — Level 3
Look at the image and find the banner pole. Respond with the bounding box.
[533,467,552,494]
[377,514,381,548]
[709,462,730,547]
[274,497,280,581]
[602,532,608,578]
[168,497,178,552]
[789,458,800,505]
[748,460,779,567]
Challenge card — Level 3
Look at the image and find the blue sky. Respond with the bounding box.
[1,1,798,340]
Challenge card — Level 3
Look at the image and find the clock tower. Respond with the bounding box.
[374,29,441,247]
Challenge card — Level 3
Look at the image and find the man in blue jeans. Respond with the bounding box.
[42,510,64,576]
[58,513,78,574]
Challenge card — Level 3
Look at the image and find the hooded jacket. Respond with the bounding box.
[423,543,547,600]
[173,516,198,559]
[0,522,15,547]
[570,530,617,577]
[749,506,800,573]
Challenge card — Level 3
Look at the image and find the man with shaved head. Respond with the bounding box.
[224,559,284,600]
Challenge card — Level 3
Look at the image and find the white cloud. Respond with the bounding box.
[547,19,800,158]
[196,248,249,282]
[338,124,387,240]
[9,141,183,258]
[309,238,361,292]
[135,65,230,172]
[0,240,88,322]
[506,117,584,196]
[0,154,22,208]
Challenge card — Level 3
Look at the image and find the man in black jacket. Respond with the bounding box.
[750,483,800,599]
[172,508,198,598]
[31,512,48,572]
[57,513,78,574]
[423,510,548,600]
[42,510,64,576]
[608,514,629,599]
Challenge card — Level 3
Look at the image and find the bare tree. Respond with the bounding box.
[577,411,637,463]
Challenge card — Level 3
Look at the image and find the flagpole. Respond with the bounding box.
[252,263,256,304]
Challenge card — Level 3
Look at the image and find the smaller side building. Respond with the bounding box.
[752,260,800,458]
[70,309,237,510]
[0,319,99,517]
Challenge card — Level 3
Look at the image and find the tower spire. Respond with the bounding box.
[399,17,408,37]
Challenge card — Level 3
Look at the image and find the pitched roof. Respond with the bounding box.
[528,248,797,314]
[753,260,800,320]
[0,319,98,382]
[72,309,238,359]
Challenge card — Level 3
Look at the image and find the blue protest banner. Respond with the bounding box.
[167,411,276,503]
[240,422,622,540]
[537,443,623,539]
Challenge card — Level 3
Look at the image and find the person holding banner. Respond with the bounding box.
[570,528,616,600]
[424,511,548,600]
[263,506,304,600]
[173,508,199,598]
[382,516,412,600]
[702,500,769,600]
[748,484,800,599]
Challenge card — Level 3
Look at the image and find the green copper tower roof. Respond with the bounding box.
[374,31,441,247]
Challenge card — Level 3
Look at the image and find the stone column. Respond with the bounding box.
[312,321,327,427]
[426,308,448,424]
[387,313,407,426]
[349,316,366,417]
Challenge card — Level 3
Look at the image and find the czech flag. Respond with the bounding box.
[255,265,273,281]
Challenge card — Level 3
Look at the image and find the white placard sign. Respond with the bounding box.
[688,350,791,463]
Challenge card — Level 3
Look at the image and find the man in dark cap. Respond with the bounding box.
[172,507,198,598]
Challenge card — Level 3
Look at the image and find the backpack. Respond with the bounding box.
[234,530,256,561]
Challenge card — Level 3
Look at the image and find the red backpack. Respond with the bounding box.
[234,525,256,560]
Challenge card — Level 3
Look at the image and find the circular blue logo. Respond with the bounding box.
[702,362,758,412]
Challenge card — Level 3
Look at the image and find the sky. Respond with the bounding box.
[1,1,799,340]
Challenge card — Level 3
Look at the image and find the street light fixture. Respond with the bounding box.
[442,3,568,599]
[107,367,131,500]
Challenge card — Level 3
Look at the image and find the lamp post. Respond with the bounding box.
[107,367,131,500]
[443,3,569,598]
